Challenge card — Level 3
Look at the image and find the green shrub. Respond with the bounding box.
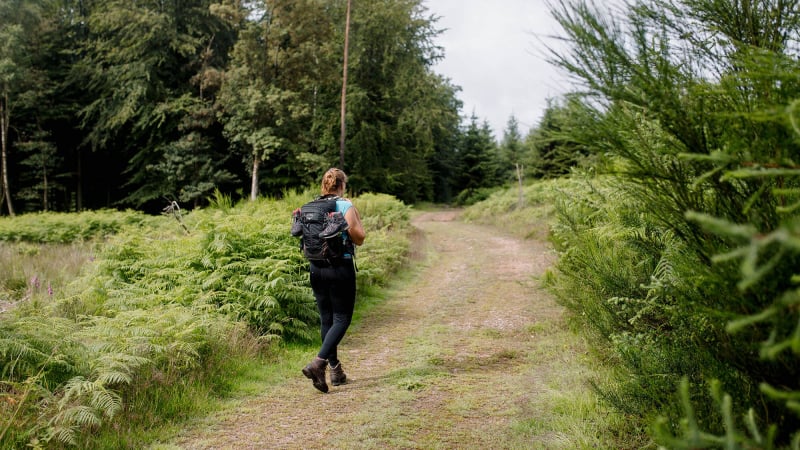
[453,186,502,207]
[353,193,412,287]
[0,210,156,243]
[543,173,778,435]
[544,0,800,443]
[461,177,586,239]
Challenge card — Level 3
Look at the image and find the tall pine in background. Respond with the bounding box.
[72,0,239,209]
[344,0,461,203]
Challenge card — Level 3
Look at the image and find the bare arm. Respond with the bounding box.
[345,206,365,246]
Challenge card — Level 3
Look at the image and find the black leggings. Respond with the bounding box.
[310,259,356,366]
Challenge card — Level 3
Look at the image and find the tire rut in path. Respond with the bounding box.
[173,210,575,449]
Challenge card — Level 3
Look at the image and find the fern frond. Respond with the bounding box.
[94,370,132,386]
[89,388,122,419]
[59,405,101,428]
[59,377,94,406]
[45,424,79,446]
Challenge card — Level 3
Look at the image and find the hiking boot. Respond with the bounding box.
[329,362,347,386]
[302,357,329,393]
[290,208,303,237]
[319,211,349,239]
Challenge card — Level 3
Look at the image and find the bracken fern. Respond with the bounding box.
[1,191,412,447]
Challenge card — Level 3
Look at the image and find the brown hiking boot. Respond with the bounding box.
[302,357,329,393]
[329,362,347,386]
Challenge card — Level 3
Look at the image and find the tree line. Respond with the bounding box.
[1,0,576,215]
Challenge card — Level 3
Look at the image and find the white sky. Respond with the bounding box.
[423,0,573,139]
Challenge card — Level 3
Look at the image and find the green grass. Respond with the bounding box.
[85,347,271,449]
[460,177,588,240]
[0,242,95,305]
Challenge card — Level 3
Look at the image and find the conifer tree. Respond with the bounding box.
[547,0,800,442]
[74,0,239,209]
[453,114,501,203]
[525,97,587,178]
[500,115,524,182]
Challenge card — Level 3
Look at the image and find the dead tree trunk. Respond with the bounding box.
[1,91,15,216]
[250,155,260,201]
[339,0,351,169]
[516,163,524,209]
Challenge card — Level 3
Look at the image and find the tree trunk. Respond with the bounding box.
[250,155,260,201]
[42,154,48,212]
[76,147,83,211]
[516,163,524,209]
[0,91,15,216]
[339,0,351,169]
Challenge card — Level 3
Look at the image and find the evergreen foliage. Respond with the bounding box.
[540,0,800,445]
[524,97,590,178]
[499,115,524,181]
[0,0,490,214]
[344,0,462,203]
[453,114,504,205]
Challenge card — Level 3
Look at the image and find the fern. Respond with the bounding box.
[1,192,412,446]
[0,316,81,384]
[0,209,157,244]
[43,378,121,445]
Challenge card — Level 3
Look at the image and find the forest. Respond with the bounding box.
[1,0,537,216]
[5,0,800,448]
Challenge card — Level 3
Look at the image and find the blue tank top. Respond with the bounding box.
[335,199,354,258]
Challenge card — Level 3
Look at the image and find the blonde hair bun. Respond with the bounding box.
[321,168,348,195]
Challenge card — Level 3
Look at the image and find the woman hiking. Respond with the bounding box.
[292,168,365,393]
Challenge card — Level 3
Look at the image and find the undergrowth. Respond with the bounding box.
[460,177,586,240]
[0,191,411,448]
[465,168,800,447]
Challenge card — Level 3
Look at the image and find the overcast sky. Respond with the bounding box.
[423,0,573,139]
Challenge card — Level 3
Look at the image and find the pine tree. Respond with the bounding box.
[548,0,800,442]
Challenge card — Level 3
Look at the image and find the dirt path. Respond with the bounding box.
[170,210,596,449]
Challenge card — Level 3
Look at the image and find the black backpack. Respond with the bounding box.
[293,195,345,261]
